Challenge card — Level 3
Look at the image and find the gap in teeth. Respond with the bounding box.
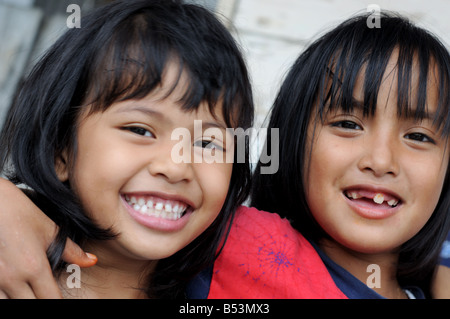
[346,191,399,207]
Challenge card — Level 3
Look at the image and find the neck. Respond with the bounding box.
[58,240,156,299]
[318,239,408,299]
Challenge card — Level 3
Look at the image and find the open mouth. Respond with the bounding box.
[344,189,401,209]
[124,194,191,221]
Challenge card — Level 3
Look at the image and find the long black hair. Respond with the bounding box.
[0,0,253,298]
[251,12,450,296]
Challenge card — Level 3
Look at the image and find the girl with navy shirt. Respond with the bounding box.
[246,12,450,298]
[182,11,450,300]
[0,10,449,299]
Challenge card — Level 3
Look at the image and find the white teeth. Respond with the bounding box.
[387,199,399,207]
[346,190,399,207]
[346,191,362,199]
[125,195,188,220]
[351,192,361,199]
[373,193,384,204]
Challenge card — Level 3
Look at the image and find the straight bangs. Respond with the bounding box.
[308,12,450,293]
[315,13,450,137]
[77,7,252,131]
[1,0,254,294]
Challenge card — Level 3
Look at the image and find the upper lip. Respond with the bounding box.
[343,184,403,203]
[121,190,196,209]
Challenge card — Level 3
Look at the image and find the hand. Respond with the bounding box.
[431,265,450,299]
[0,178,97,298]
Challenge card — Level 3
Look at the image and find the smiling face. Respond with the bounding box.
[305,54,450,254]
[58,65,234,263]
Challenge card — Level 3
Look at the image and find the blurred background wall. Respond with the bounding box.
[1,0,450,128]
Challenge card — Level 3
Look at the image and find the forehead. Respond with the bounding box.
[150,62,226,122]
[352,50,440,112]
[322,48,447,131]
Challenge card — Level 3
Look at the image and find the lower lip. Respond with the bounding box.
[343,194,401,220]
[121,196,192,232]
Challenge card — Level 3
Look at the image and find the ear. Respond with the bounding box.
[55,150,69,182]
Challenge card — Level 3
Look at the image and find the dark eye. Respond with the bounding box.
[194,140,224,151]
[332,121,362,130]
[405,132,434,144]
[123,126,153,137]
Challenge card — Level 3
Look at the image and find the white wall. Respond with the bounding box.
[216,0,450,125]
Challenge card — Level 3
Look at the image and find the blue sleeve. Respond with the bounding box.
[440,232,450,267]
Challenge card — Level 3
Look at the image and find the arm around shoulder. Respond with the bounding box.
[0,178,65,298]
[0,177,56,238]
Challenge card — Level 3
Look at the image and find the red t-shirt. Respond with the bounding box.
[208,206,347,298]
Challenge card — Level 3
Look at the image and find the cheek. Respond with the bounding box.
[72,137,120,191]
[199,162,233,205]
[69,124,134,220]
[305,136,340,227]
[305,133,349,195]
[408,163,446,221]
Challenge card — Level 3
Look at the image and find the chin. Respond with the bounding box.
[341,238,401,255]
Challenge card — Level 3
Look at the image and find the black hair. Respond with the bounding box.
[251,12,450,296]
[0,0,253,298]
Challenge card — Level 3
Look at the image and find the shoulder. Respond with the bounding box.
[231,205,294,235]
[208,206,347,299]
[226,206,306,254]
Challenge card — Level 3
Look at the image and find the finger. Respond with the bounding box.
[0,290,8,299]
[62,238,97,268]
[3,282,37,299]
[30,268,63,299]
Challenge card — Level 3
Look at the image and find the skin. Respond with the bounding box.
[432,266,450,299]
[305,54,450,298]
[0,178,81,299]
[5,64,235,299]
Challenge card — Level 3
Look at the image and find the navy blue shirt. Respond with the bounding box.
[310,241,425,299]
[186,265,212,299]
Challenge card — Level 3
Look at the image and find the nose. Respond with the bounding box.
[147,141,194,183]
[357,130,400,178]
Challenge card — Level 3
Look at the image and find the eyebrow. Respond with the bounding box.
[350,96,437,122]
[351,97,364,110]
[115,105,164,119]
[115,104,228,130]
[201,121,228,131]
